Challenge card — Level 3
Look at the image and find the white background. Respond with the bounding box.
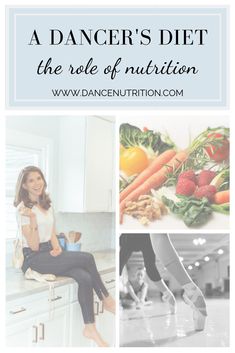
[0,0,234,352]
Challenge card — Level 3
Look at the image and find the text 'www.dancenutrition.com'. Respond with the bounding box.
[51,88,184,98]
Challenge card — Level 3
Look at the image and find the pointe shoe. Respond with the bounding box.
[183,282,207,331]
[162,290,177,314]
[25,268,56,282]
[143,300,153,306]
[135,302,143,310]
[193,310,207,331]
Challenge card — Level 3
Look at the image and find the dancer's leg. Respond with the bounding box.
[150,233,191,285]
[121,298,136,308]
[119,235,133,275]
[150,233,207,330]
[141,235,176,314]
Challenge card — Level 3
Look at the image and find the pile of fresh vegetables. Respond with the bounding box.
[119,123,230,227]
[120,123,175,181]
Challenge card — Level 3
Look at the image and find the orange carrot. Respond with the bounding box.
[120,150,188,223]
[213,190,230,204]
[120,149,176,202]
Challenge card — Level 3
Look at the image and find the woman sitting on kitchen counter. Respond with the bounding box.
[14,165,115,347]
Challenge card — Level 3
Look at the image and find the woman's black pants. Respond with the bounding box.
[22,241,109,324]
[119,233,161,282]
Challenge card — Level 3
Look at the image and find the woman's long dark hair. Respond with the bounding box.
[14,166,51,210]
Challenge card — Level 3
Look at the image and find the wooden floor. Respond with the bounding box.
[119,298,229,347]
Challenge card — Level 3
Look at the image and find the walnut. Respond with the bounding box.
[139,216,150,225]
[123,194,168,226]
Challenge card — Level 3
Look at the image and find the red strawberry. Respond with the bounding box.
[194,185,216,202]
[197,170,217,187]
[178,170,197,184]
[176,178,196,196]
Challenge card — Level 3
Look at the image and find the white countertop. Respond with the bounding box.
[6,250,115,301]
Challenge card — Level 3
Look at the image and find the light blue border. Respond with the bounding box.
[7,7,228,108]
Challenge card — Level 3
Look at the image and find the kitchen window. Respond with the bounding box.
[6,130,51,239]
[6,145,43,239]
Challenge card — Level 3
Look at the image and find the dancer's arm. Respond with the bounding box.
[138,283,148,303]
[126,281,140,303]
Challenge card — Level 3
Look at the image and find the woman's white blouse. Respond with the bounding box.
[17,205,54,247]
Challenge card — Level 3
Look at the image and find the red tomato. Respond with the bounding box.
[143,127,149,132]
[205,133,229,162]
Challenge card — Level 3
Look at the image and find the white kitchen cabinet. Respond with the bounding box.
[6,269,115,347]
[6,318,38,347]
[6,285,70,347]
[85,117,115,212]
[36,305,70,346]
[6,307,69,347]
[58,116,115,212]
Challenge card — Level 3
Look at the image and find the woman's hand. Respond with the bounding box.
[19,204,36,218]
[50,247,62,257]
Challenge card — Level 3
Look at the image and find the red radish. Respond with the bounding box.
[176,178,196,196]
[194,185,216,202]
[178,170,197,184]
[197,170,217,187]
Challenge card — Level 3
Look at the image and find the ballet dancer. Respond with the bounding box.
[120,267,153,309]
[120,233,176,314]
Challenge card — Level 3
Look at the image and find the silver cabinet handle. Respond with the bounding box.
[49,295,62,302]
[105,279,115,284]
[32,325,38,343]
[99,301,104,314]
[39,323,45,341]
[94,301,99,315]
[10,307,26,315]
